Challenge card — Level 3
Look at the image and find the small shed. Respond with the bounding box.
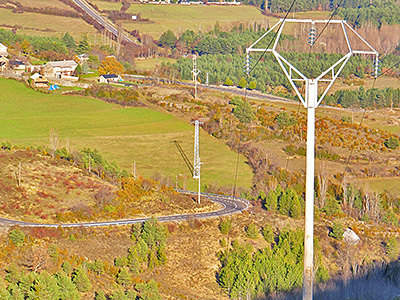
[99,74,122,83]
[30,73,49,88]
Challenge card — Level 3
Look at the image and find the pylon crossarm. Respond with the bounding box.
[247,20,283,50]
[273,51,307,106]
[316,53,352,106]
[273,19,286,50]
[247,49,274,53]
[352,50,378,55]
[274,51,308,80]
[343,22,379,54]
[316,52,352,81]
[341,21,352,53]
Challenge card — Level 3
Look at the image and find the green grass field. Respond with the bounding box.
[135,57,177,71]
[0,8,97,38]
[123,4,272,38]
[356,177,400,197]
[18,0,75,10]
[0,78,252,191]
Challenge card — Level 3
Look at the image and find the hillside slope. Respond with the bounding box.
[0,78,253,190]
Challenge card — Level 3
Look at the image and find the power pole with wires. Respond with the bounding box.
[191,120,203,204]
[247,18,378,300]
[192,55,201,100]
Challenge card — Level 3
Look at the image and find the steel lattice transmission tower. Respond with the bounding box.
[247,19,378,300]
[192,55,201,100]
[191,120,203,204]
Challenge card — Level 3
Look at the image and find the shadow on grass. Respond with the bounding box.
[263,261,400,300]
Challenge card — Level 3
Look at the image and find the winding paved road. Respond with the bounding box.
[0,191,249,228]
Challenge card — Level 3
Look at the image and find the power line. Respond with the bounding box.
[305,0,345,76]
[247,0,298,77]
[377,60,400,78]
[233,0,298,194]
[313,0,345,46]
[232,131,241,197]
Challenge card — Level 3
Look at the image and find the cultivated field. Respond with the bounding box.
[0,8,97,38]
[135,57,177,71]
[0,78,253,191]
[18,0,75,11]
[123,4,273,38]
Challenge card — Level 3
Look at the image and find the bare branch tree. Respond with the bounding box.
[49,129,59,158]
[318,162,328,208]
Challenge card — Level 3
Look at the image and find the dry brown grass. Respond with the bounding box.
[0,148,222,224]
[18,0,75,11]
[0,148,113,223]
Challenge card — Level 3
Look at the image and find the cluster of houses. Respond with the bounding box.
[0,43,123,88]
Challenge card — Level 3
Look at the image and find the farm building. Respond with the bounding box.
[77,54,89,65]
[30,73,49,88]
[9,57,32,74]
[43,60,78,79]
[99,74,122,83]
[0,43,8,57]
[0,43,8,72]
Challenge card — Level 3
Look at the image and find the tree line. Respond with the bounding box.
[256,0,400,27]
[3,223,164,300]
[217,227,328,299]
[325,86,400,108]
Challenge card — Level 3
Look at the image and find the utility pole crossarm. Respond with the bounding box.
[247,20,283,50]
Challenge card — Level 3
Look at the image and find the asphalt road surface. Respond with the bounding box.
[0,191,249,228]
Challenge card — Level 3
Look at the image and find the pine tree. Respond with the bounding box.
[330,221,344,240]
[56,271,81,300]
[238,77,247,88]
[136,279,162,300]
[7,283,24,300]
[110,286,128,300]
[28,271,60,300]
[8,229,25,247]
[77,34,90,54]
[386,237,399,260]
[72,266,92,292]
[116,267,131,287]
[95,290,107,300]
[0,279,10,299]
[246,223,259,240]
[61,32,76,50]
[248,81,257,90]
[262,224,274,243]
[219,218,231,234]
[224,77,233,86]
[159,30,177,48]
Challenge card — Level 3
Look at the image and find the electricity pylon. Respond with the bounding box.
[192,55,201,100]
[191,120,203,204]
[247,19,378,300]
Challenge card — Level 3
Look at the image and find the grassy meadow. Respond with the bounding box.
[0,78,252,191]
[123,4,273,38]
[18,0,75,11]
[0,8,97,38]
[135,57,177,71]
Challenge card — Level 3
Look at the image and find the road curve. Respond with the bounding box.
[0,190,249,228]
